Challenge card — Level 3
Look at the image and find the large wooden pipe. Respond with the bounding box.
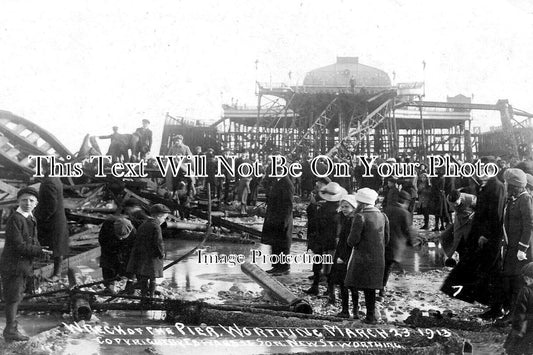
[240,262,312,314]
[165,221,207,231]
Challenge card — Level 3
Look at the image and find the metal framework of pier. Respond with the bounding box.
[213,83,533,161]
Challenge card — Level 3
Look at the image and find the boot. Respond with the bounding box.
[337,288,350,318]
[351,288,360,320]
[363,289,378,324]
[3,321,29,342]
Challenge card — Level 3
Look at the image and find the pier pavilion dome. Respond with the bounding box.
[303,57,391,88]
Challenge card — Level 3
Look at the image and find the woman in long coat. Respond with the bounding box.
[345,188,389,324]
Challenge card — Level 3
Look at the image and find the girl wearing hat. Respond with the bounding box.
[329,194,359,318]
[504,262,533,354]
[305,182,346,295]
[345,188,389,324]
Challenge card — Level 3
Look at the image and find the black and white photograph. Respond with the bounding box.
[0,0,532,354]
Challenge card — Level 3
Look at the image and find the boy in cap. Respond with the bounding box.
[127,204,170,300]
[0,188,52,341]
[504,262,533,354]
[98,215,136,294]
[502,168,533,322]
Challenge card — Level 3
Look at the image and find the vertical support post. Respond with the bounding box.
[418,102,427,158]
[464,119,473,162]
[256,93,262,152]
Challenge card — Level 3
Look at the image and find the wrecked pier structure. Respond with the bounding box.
[161,57,533,162]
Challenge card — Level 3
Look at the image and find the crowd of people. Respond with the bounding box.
[5,127,533,351]
[257,153,533,349]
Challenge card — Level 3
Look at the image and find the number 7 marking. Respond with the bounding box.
[452,285,463,297]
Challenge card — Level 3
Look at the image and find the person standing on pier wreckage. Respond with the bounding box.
[133,119,152,161]
[98,126,128,162]
[166,134,196,202]
[35,164,69,282]
[261,155,294,275]
[0,188,53,341]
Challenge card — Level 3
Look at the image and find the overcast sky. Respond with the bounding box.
[1,0,532,155]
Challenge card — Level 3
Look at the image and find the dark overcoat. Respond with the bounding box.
[503,192,533,276]
[345,206,389,290]
[468,177,506,264]
[0,211,42,276]
[308,201,339,253]
[384,203,417,263]
[441,177,506,305]
[261,176,294,248]
[98,216,136,274]
[127,218,164,278]
[35,176,69,257]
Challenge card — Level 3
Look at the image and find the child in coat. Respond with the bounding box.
[329,194,359,318]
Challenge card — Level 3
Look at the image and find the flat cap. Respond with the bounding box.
[150,203,171,215]
[113,217,134,239]
[142,119,150,124]
[175,134,183,140]
[17,187,39,199]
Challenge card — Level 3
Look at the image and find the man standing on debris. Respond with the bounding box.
[127,204,170,300]
[261,157,294,275]
[167,135,196,200]
[35,167,69,282]
[167,134,192,156]
[98,126,123,162]
[133,119,152,160]
[0,187,52,341]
